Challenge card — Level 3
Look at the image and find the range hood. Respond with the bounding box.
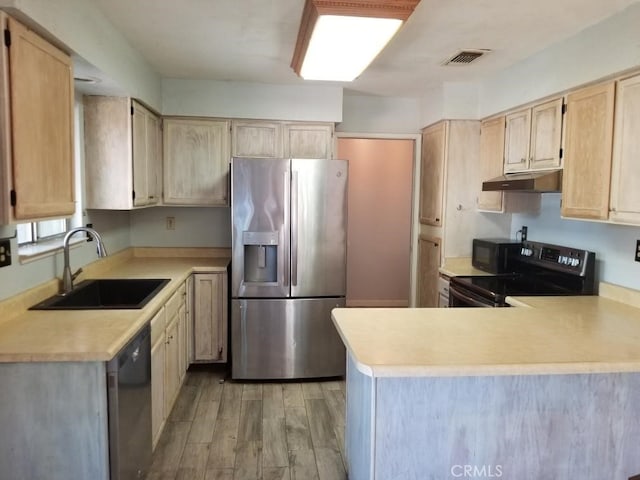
[482,170,562,193]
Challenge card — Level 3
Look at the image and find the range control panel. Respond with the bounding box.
[518,241,594,276]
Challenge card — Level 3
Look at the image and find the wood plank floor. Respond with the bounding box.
[146,366,347,480]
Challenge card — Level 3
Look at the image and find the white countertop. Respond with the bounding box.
[332,284,640,378]
[0,249,229,362]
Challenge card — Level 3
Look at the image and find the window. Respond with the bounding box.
[17,218,70,245]
[17,94,84,255]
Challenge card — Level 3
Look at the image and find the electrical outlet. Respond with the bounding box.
[635,240,640,262]
[521,225,528,242]
[166,217,176,230]
[85,223,93,242]
[0,239,11,267]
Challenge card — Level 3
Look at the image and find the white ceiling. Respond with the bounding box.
[90,0,640,97]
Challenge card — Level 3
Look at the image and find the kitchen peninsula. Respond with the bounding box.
[332,287,640,480]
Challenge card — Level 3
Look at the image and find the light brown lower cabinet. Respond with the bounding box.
[193,272,228,363]
[178,303,187,383]
[164,315,180,417]
[417,235,441,307]
[150,308,166,448]
[150,273,228,449]
[150,281,188,450]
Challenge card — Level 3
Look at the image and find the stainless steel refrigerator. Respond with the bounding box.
[231,157,347,380]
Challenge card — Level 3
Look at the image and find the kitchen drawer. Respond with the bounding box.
[165,283,186,319]
[150,307,166,347]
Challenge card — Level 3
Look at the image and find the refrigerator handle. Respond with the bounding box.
[291,170,299,287]
[283,170,290,288]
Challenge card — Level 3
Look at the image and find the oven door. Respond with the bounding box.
[449,283,498,307]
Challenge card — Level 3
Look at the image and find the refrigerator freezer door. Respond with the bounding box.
[291,159,348,298]
[231,298,346,379]
[232,157,290,298]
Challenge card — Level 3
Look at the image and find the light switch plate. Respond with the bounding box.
[0,239,11,267]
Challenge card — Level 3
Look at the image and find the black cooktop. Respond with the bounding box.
[452,274,576,300]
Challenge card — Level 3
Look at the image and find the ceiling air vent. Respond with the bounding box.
[443,49,490,66]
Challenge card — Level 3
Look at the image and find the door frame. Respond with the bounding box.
[335,132,422,307]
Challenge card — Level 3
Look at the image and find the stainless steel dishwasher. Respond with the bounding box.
[107,324,152,480]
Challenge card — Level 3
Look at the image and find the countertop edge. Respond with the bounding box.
[367,362,640,378]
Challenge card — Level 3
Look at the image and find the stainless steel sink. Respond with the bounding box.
[30,279,170,310]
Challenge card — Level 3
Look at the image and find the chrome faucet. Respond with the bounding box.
[62,227,108,294]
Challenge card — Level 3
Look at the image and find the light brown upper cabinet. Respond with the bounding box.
[232,120,283,158]
[561,82,615,220]
[132,102,162,206]
[284,123,334,159]
[232,120,334,159]
[84,97,162,209]
[610,74,640,224]
[504,109,531,172]
[478,116,505,212]
[0,14,75,223]
[192,272,228,363]
[419,122,447,226]
[163,118,231,206]
[504,98,563,173]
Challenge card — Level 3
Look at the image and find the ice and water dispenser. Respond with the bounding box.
[243,231,278,283]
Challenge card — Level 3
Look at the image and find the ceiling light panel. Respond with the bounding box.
[291,0,421,82]
[301,15,402,81]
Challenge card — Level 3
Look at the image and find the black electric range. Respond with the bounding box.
[449,241,596,307]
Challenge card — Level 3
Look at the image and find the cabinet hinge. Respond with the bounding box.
[562,104,567,114]
[559,148,563,159]
[4,29,10,48]
[130,105,134,116]
[9,189,16,206]
[132,190,136,201]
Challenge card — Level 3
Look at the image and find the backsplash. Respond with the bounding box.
[129,207,231,248]
[510,194,640,290]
